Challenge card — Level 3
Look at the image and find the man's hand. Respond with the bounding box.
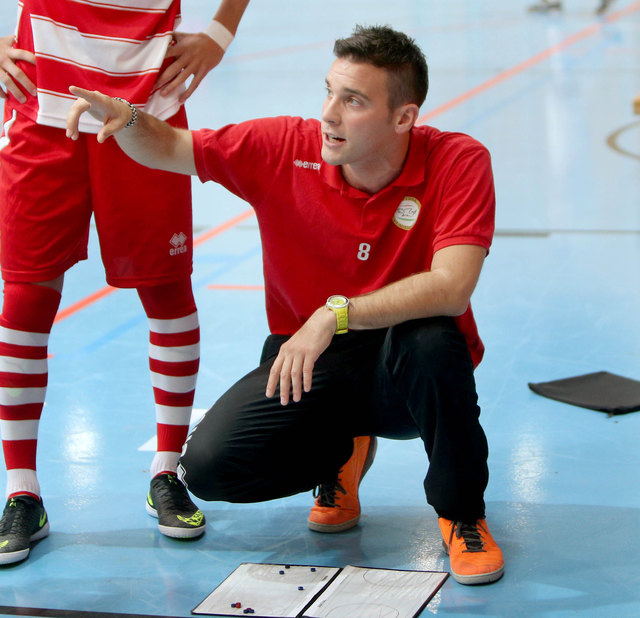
[266,307,336,406]
[66,86,132,142]
[0,35,36,103]
[159,31,225,102]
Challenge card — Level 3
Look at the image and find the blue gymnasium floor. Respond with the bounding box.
[1,0,640,616]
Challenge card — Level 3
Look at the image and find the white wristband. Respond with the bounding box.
[204,19,234,51]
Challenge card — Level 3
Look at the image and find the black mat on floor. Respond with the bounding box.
[528,371,640,416]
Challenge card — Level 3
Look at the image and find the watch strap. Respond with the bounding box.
[326,295,349,334]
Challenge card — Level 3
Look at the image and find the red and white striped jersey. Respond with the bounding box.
[10,0,183,132]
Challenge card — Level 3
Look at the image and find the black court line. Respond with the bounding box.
[0,607,185,618]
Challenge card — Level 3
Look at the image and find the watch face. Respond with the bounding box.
[327,295,349,309]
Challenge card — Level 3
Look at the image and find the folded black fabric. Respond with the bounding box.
[528,371,640,415]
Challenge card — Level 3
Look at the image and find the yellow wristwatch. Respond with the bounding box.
[326,295,349,334]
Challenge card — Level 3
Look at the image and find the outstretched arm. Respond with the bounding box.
[160,0,251,102]
[266,244,487,405]
[66,86,196,175]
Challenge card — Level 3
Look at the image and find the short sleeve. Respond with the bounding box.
[431,143,495,255]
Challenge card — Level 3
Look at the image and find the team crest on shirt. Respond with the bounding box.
[393,197,421,230]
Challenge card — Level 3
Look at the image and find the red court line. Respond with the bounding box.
[54,286,117,323]
[54,208,256,324]
[193,208,254,247]
[418,0,640,125]
[207,284,265,290]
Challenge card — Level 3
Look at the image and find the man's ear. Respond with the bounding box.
[394,103,419,135]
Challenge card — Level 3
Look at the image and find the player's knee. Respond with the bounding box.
[178,433,251,502]
[389,316,466,371]
[178,448,227,502]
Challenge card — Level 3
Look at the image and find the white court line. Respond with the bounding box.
[138,407,207,451]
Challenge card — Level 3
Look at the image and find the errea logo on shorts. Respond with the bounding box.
[170,232,188,256]
[393,197,421,230]
[294,159,321,171]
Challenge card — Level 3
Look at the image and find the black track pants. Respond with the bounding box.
[179,316,489,521]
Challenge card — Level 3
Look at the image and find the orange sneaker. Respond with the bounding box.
[308,436,377,533]
[439,518,504,585]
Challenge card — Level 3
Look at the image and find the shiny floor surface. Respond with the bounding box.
[1,1,640,616]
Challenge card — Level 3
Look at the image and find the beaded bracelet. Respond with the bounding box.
[112,97,138,128]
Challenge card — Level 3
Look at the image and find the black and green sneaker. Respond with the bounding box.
[0,495,49,565]
[146,473,205,539]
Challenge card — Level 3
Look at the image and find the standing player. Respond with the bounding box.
[0,0,249,565]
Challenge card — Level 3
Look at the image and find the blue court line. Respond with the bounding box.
[452,34,617,133]
[60,247,263,357]
[417,0,640,126]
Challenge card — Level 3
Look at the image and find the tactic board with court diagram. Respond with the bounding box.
[192,563,449,618]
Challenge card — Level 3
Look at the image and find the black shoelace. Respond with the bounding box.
[0,497,40,535]
[152,475,194,511]
[313,480,346,508]
[454,522,486,553]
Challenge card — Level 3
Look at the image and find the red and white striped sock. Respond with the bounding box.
[0,282,61,500]
[137,280,199,479]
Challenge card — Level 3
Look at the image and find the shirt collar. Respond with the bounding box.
[318,127,427,197]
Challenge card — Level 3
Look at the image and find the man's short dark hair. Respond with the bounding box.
[333,25,428,110]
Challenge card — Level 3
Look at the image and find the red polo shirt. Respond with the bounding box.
[193,117,495,366]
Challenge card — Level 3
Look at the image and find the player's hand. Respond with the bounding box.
[265,308,336,406]
[0,35,36,103]
[159,31,225,102]
[66,86,132,142]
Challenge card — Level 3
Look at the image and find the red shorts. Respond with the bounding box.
[0,105,192,288]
